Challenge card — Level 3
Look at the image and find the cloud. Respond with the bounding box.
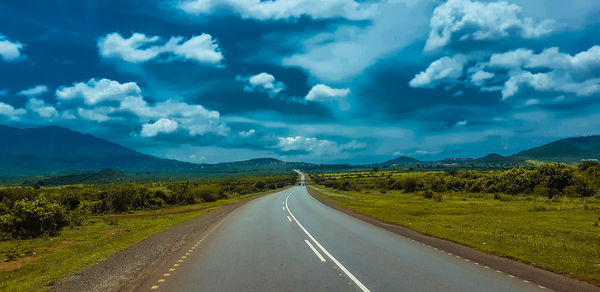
[282,1,431,82]
[425,0,555,51]
[56,78,142,105]
[141,118,178,137]
[26,98,58,118]
[240,72,285,97]
[177,0,377,21]
[98,32,223,64]
[409,56,465,88]
[18,85,49,97]
[52,78,228,137]
[455,120,468,126]
[0,33,24,61]
[239,129,256,137]
[486,46,600,98]
[0,102,26,118]
[305,84,350,101]
[275,136,364,156]
[470,70,495,86]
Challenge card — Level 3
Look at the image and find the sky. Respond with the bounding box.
[1,0,600,164]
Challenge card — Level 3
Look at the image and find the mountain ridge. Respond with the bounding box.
[1,125,599,177]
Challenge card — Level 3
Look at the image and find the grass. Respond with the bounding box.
[0,189,280,292]
[309,184,600,285]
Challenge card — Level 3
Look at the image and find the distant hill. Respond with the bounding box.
[379,156,421,166]
[511,136,600,162]
[0,125,322,177]
[0,125,202,176]
[472,153,524,165]
[24,169,130,186]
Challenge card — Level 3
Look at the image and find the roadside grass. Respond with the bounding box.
[0,190,278,292]
[309,185,600,285]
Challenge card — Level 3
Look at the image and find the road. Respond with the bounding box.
[141,172,547,291]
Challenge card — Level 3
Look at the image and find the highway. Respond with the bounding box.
[141,172,547,291]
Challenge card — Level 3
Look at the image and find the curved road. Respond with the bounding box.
[141,173,547,291]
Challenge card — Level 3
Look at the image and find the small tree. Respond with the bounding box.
[0,197,67,238]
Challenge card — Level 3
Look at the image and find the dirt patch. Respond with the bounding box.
[35,241,77,252]
[0,256,39,272]
[307,186,600,292]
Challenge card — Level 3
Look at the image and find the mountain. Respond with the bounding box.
[0,125,319,177]
[471,153,524,165]
[0,125,202,176]
[511,136,600,162]
[24,169,130,186]
[379,156,421,166]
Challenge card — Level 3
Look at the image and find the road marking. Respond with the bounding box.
[287,216,292,222]
[157,279,165,282]
[283,206,285,210]
[173,264,179,267]
[169,268,176,272]
[508,275,515,278]
[523,280,530,283]
[151,285,159,289]
[304,240,326,262]
[177,260,183,263]
[285,191,371,292]
[163,273,171,277]
[538,286,546,289]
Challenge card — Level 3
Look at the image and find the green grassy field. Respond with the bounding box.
[309,184,600,285]
[0,190,276,291]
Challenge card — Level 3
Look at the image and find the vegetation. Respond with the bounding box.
[0,173,296,291]
[0,174,295,240]
[309,162,600,285]
[311,162,600,199]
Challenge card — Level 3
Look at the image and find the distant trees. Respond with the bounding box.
[0,174,296,239]
[312,162,600,199]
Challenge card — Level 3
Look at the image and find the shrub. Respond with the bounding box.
[0,197,67,238]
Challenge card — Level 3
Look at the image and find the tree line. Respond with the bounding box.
[311,162,600,199]
[0,174,296,239]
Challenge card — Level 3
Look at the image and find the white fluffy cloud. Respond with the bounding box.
[177,0,377,21]
[486,46,600,98]
[305,84,350,101]
[141,118,179,137]
[18,85,49,97]
[0,102,26,118]
[239,129,256,137]
[241,72,285,96]
[56,78,142,105]
[98,32,223,64]
[52,78,228,136]
[0,33,24,61]
[470,70,495,86]
[425,0,554,51]
[409,56,465,88]
[27,98,58,118]
[275,136,365,156]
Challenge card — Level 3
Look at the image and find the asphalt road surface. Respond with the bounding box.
[142,173,548,291]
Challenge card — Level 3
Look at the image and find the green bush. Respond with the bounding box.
[0,197,67,238]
